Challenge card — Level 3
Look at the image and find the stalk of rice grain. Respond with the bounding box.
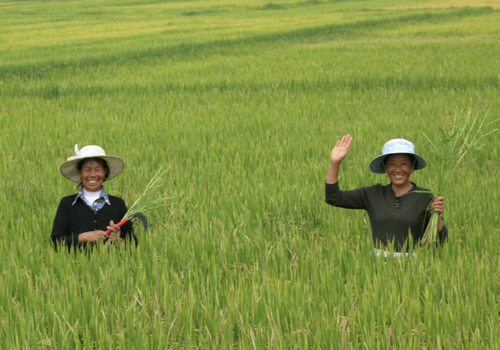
[419,111,498,245]
[105,166,169,234]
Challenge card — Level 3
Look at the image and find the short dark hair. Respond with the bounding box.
[76,157,110,181]
[384,154,415,167]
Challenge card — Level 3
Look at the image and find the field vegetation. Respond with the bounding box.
[1,0,500,348]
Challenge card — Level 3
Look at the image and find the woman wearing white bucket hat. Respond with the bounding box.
[51,145,136,251]
[325,135,447,255]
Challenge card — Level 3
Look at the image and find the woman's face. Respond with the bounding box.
[385,154,413,187]
[78,159,108,192]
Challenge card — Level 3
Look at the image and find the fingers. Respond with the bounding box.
[338,134,352,148]
[433,195,445,204]
[106,220,121,239]
[82,227,122,244]
[94,230,109,242]
[330,134,353,164]
[432,195,445,215]
[334,134,352,146]
[107,220,121,233]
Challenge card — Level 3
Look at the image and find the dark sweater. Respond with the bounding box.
[51,194,135,252]
[325,181,448,250]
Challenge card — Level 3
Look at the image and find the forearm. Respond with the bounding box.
[326,161,341,184]
[78,232,93,245]
[78,230,110,244]
[438,218,448,242]
[437,216,444,232]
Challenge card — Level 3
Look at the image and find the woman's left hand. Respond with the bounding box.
[431,195,445,215]
[106,220,122,240]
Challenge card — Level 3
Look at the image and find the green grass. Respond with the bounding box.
[1,0,500,348]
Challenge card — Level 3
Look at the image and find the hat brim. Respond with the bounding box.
[60,155,124,183]
[369,152,426,174]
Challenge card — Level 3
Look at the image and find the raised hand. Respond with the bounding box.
[330,134,353,164]
[326,134,353,184]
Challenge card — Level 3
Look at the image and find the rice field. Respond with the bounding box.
[1,0,500,348]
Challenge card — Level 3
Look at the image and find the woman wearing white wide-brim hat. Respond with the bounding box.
[325,135,447,256]
[51,145,136,251]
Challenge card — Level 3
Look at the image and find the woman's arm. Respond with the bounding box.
[431,195,445,232]
[326,134,353,184]
[78,229,112,244]
[77,220,122,244]
[51,198,79,251]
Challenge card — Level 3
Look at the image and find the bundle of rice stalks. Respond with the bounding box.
[105,166,169,234]
[124,166,168,219]
[419,111,498,245]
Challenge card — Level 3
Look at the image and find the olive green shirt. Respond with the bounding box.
[325,181,448,250]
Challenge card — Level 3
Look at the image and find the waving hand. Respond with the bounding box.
[326,134,353,184]
[330,134,353,164]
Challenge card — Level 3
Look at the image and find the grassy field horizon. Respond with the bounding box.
[1,0,500,348]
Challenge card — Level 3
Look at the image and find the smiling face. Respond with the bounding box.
[77,158,109,192]
[384,154,414,187]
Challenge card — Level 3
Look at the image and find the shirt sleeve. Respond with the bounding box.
[51,198,79,252]
[325,181,369,210]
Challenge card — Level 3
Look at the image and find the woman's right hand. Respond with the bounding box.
[79,230,109,244]
[330,134,353,164]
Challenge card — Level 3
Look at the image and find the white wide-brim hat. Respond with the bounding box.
[369,138,426,174]
[60,144,125,183]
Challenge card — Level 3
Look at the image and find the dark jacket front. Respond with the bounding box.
[51,194,135,252]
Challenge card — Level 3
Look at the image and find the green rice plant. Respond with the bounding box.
[419,110,498,244]
[123,165,170,218]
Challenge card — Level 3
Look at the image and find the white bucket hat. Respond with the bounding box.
[369,139,426,174]
[60,144,125,183]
